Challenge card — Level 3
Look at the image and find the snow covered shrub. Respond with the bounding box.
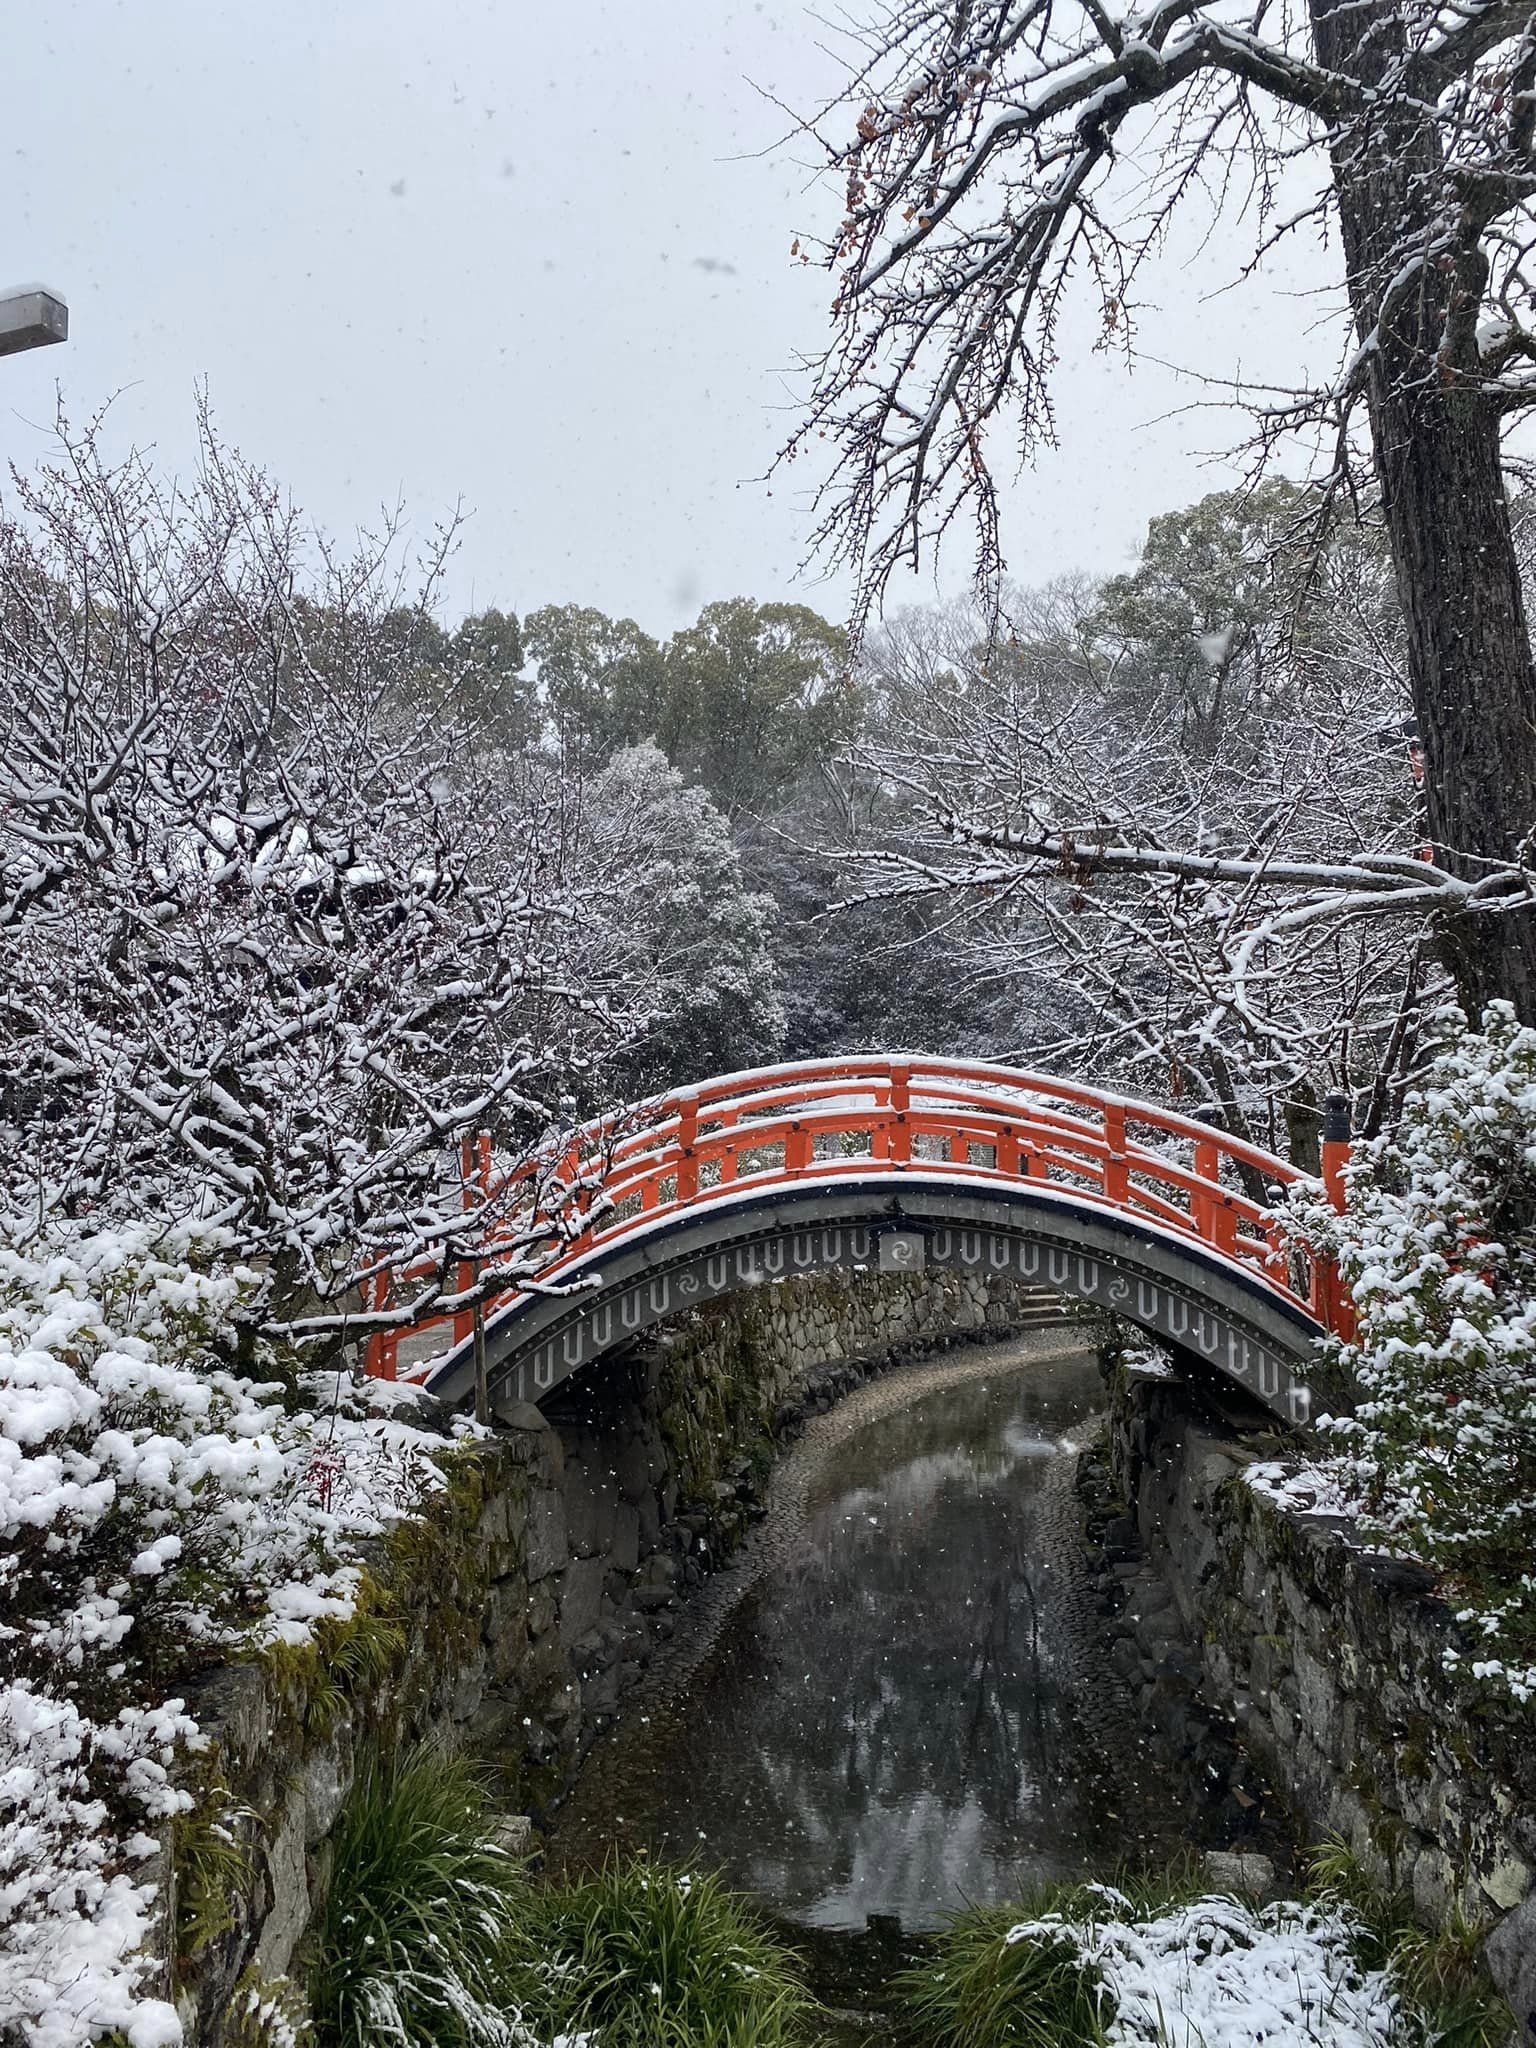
[900,1869,1510,2048]
[0,411,656,1355]
[0,1216,473,2047]
[1283,1003,1536,1702]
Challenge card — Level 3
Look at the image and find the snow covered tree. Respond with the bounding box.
[657,599,851,819]
[573,743,787,1095]
[831,500,1431,1155]
[793,0,1536,1018]
[0,412,651,1353]
[523,603,668,771]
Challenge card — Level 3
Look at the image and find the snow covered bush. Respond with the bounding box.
[1283,1003,1536,1703]
[0,1216,475,2046]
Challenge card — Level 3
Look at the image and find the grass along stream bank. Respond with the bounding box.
[306,1740,1514,2048]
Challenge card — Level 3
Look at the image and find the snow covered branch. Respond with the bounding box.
[0,410,663,1349]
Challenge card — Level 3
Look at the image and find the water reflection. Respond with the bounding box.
[616,1347,1137,1930]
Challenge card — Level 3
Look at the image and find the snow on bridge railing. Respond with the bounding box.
[363,1056,1352,1381]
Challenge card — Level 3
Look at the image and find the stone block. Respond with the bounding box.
[1268,1694,1296,1754]
[559,1557,607,1647]
[451,1665,485,1724]
[467,1691,525,1747]
[565,1461,623,1560]
[491,1813,535,1858]
[1291,1645,1340,1759]
[1412,1846,1458,1924]
[526,1578,557,1641]
[255,1797,309,1981]
[1485,1891,1536,2038]
[495,1399,551,1435]
[610,1500,640,1576]
[526,1488,568,1581]
[1202,1851,1277,1899]
[613,1431,652,1504]
[1204,1643,1235,1697]
[1473,1840,1532,1914]
[483,1578,532,1655]
[302,1744,346,1847]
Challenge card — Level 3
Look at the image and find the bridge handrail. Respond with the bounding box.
[603,1057,1309,1174]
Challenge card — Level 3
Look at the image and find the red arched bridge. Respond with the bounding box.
[365,1058,1352,1427]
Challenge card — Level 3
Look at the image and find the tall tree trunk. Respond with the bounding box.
[1313,0,1536,1021]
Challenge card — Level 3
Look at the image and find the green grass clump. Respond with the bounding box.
[892,1887,1110,2048]
[1306,1837,1514,2048]
[509,1855,817,2048]
[310,1746,815,2048]
[309,1743,532,2048]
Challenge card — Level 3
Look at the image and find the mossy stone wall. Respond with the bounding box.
[1103,1363,1536,2026]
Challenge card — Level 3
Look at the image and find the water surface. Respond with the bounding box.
[557,1343,1181,1931]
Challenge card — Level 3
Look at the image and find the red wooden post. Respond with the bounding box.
[363,1271,398,1381]
[870,1069,891,1161]
[785,1120,812,1172]
[1321,1092,1352,1214]
[676,1095,699,1203]
[890,1064,912,1165]
[1192,1137,1219,1244]
[1320,1092,1355,1336]
[1102,1101,1128,1206]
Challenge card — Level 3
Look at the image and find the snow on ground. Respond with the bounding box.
[0,1219,479,2047]
[1006,1888,1403,2048]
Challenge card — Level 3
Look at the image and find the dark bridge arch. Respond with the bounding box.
[366,1058,1349,1426]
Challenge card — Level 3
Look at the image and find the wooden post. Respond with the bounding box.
[1192,1137,1219,1244]
[1102,1101,1128,1205]
[1321,1092,1352,1213]
[890,1064,911,1165]
[1320,1092,1355,1337]
[676,1095,699,1203]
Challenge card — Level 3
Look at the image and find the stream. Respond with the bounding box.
[547,1336,1209,1937]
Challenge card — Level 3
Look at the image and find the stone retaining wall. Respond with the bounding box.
[1101,1359,1536,2033]
[169,1265,1053,2044]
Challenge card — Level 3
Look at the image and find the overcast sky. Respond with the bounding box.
[5,2,1338,636]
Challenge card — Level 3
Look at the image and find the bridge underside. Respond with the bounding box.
[425,1177,1324,1426]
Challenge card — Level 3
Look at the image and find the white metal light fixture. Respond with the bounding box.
[0,286,68,357]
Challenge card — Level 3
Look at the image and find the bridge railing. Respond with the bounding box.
[364,1057,1350,1379]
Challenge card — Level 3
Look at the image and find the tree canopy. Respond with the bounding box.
[793,0,1536,1018]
